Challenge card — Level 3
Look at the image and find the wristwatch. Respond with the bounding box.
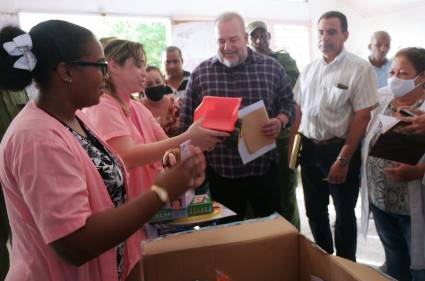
[151,185,169,203]
[336,156,350,167]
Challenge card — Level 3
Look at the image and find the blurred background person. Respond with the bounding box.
[0,88,29,279]
[368,31,391,89]
[142,65,181,137]
[247,20,300,229]
[163,46,190,101]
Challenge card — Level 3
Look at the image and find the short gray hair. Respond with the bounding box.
[215,12,246,34]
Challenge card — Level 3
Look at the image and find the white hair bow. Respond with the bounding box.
[3,33,37,71]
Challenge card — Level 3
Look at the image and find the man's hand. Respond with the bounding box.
[262,117,283,139]
[327,161,349,184]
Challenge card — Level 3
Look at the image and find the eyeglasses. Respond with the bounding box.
[66,60,108,76]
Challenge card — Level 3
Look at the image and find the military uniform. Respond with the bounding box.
[270,50,299,89]
[0,89,28,280]
[271,50,301,230]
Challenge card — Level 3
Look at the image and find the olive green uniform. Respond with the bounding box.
[0,90,28,279]
[271,51,301,230]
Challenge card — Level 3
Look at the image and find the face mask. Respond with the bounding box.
[388,75,422,98]
[145,85,165,101]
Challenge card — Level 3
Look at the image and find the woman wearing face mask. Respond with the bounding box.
[84,40,228,197]
[360,47,425,281]
[142,65,181,137]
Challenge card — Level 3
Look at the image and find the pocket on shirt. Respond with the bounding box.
[324,86,350,110]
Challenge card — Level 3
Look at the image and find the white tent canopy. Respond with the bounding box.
[1,0,424,63]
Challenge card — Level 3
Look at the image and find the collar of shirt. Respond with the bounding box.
[374,58,391,70]
[320,48,347,66]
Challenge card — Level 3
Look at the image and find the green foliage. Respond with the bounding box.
[105,21,166,68]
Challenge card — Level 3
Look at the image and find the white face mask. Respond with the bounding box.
[388,75,422,98]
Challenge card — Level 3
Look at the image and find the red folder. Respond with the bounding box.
[194,96,242,132]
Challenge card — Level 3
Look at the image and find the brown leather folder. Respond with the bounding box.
[369,130,425,165]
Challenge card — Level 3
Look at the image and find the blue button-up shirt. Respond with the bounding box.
[373,58,391,89]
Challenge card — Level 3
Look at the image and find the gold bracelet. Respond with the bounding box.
[151,185,169,203]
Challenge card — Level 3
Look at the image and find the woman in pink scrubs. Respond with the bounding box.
[0,20,205,281]
[84,39,228,194]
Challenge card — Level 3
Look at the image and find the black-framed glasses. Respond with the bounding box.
[66,60,108,76]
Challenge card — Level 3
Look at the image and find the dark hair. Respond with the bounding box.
[0,20,95,92]
[146,65,162,73]
[394,47,425,74]
[318,11,348,32]
[146,65,165,81]
[165,46,183,59]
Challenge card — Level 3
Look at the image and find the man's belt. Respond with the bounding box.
[309,137,345,146]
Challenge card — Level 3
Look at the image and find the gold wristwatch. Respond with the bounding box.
[151,185,169,203]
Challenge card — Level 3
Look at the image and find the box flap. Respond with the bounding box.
[298,234,332,281]
[330,256,393,281]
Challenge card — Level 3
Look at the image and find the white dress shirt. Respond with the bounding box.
[294,49,378,141]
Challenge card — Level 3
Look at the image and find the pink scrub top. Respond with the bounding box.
[0,101,141,281]
[84,95,165,194]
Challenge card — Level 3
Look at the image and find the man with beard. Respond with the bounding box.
[180,11,295,223]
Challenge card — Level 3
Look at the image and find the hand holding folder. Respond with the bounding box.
[238,100,276,164]
[240,106,274,154]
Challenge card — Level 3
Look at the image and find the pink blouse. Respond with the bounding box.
[0,101,141,281]
[83,95,165,195]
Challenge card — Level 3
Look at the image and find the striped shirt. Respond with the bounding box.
[180,48,295,178]
[294,49,378,141]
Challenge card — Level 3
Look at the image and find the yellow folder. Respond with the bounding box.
[289,133,301,170]
[240,106,274,154]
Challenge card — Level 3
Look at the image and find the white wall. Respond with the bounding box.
[307,0,425,61]
[355,5,425,59]
[0,13,19,28]
[3,0,424,64]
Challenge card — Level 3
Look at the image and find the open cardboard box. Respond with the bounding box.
[141,215,392,281]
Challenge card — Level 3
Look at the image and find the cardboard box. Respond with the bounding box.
[141,215,391,281]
